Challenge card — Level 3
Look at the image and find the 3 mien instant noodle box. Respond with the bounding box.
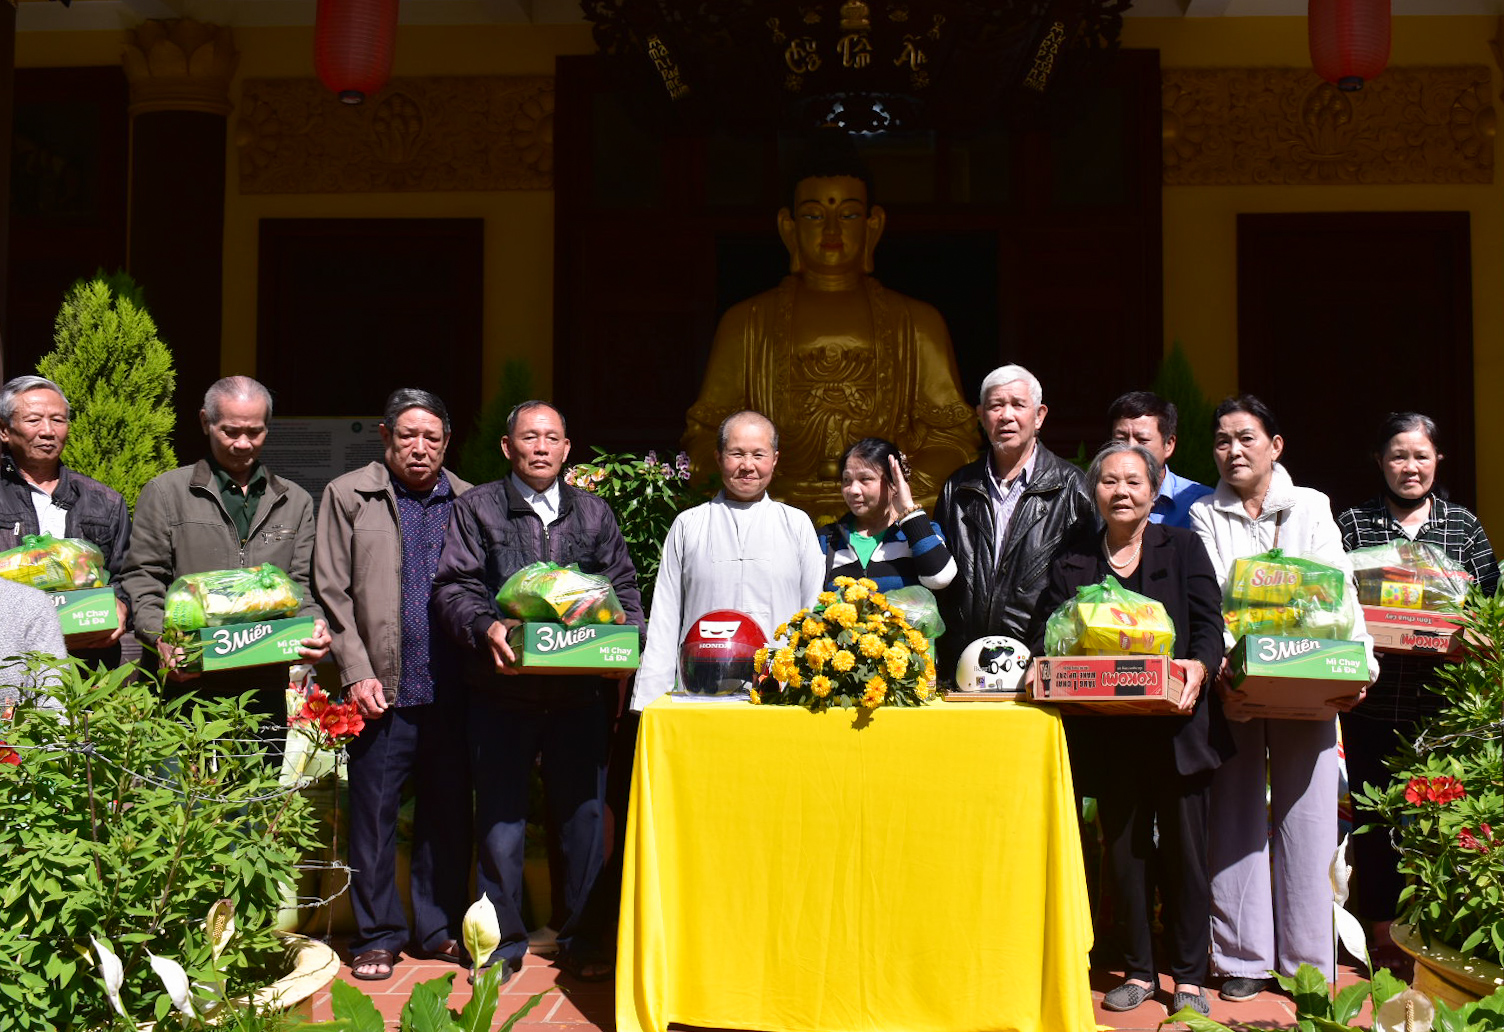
[1226,634,1370,720]
[1027,655,1187,715]
[185,616,317,671]
[52,587,119,635]
[506,622,640,675]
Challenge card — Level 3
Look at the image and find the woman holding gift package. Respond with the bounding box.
[1030,440,1231,1018]
[1189,394,1377,1001]
[818,437,957,592]
[1336,412,1497,965]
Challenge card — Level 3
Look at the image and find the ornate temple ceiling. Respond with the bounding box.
[15,0,1504,32]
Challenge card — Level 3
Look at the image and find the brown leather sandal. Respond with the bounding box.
[350,947,397,981]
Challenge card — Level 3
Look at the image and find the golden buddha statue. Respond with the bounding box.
[683,154,979,520]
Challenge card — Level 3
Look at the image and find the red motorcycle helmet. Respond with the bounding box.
[677,609,766,696]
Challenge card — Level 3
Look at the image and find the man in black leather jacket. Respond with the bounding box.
[934,364,1093,680]
[0,375,132,666]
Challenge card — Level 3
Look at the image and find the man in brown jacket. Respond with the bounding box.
[314,388,472,981]
[121,375,330,719]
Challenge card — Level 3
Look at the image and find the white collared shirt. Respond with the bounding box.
[510,472,561,526]
[28,483,67,538]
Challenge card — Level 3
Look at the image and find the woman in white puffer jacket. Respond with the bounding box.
[1189,394,1376,1003]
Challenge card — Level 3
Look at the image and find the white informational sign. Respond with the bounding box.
[259,417,385,509]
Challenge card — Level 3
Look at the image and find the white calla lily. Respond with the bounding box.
[91,935,127,1018]
[463,893,501,970]
[1330,836,1370,973]
[1331,833,1354,906]
[1374,987,1435,1032]
[148,952,196,1018]
[204,898,236,964]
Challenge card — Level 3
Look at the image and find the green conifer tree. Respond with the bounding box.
[1151,340,1218,488]
[37,271,176,509]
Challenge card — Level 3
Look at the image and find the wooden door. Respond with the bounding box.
[1237,212,1475,511]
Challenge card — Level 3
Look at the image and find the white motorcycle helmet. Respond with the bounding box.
[954,636,1031,693]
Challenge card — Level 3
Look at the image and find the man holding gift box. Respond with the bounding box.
[432,399,644,985]
[0,375,132,666]
[121,375,330,724]
[314,388,474,982]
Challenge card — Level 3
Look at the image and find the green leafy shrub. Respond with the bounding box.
[1353,589,1504,967]
[0,659,319,1031]
[564,448,714,611]
[39,270,177,510]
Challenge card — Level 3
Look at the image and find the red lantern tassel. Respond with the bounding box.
[315,0,399,105]
[1309,0,1391,92]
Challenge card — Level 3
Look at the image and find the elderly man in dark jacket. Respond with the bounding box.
[934,363,1093,679]
[0,375,132,666]
[433,399,643,985]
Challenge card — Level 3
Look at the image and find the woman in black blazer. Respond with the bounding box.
[1029,441,1232,1019]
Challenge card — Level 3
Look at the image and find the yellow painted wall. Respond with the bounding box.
[1124,15,1504,524]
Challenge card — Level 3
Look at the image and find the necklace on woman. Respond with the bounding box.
[1102,537,1142,571]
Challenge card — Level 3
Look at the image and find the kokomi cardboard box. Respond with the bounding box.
[1028,655,1187,715]
[506,622,641,674]
[1226,635,1370,720]
[1362,606,1466,659]
[188,616,317,672]
[51,587,119,635]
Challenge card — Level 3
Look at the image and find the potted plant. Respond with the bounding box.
[0,656,348,1029]
[1353,589,1504,1005]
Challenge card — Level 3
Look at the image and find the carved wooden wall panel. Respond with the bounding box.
[236,76,554,193]
[1162,66,1495,186]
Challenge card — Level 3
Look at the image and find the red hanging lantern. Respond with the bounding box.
[314,0,398,105]
[1308,0,1390,92]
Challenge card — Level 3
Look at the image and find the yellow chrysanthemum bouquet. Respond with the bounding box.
[751,576,938,711]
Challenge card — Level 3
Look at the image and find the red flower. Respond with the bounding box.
[289,685,365,746]
[1458,826,1493,854]
[0,742,19,766]
[1404,775,1467,806]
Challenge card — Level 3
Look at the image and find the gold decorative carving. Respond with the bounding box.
[1162,66,1494,186]
[122,19,238,117]
[236,77,554,194]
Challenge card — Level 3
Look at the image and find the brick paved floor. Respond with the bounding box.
[308,943,1373,1031]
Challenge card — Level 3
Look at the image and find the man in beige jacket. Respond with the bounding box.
[314,388,473,981]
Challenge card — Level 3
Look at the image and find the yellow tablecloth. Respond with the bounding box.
[616,698,1095,1032]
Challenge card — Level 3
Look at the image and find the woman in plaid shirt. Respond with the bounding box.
[1336,411,1498,968]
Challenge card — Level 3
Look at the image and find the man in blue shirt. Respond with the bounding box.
[1108,391,1212,529]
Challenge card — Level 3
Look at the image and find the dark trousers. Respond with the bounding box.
[347,695,473,955]
[1341,656,1448,925]
[1098,756,1214,985]
[470,691,611,968]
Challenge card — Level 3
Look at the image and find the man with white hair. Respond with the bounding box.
[122,375,330,725]
[0,375,132,665]
[934,364,1092,677]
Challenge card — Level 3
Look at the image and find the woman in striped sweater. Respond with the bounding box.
[818,437,958,592]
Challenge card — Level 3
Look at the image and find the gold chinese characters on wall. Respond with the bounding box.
[1163,66,1494,186]
[236,76,554,194]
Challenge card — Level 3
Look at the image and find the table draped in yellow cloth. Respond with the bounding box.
[616,698,1095,1032]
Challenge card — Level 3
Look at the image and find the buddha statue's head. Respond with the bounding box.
[777,133,886,280]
